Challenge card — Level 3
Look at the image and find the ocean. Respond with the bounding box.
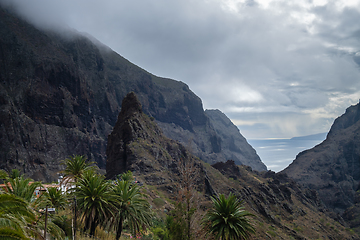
[248,134,327,172]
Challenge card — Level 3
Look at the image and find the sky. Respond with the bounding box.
[1,0,360,139]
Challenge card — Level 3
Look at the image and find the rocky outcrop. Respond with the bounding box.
[283,102,360,214]
[0,6,265,181]
[205,109,266,171]
[106,92,214,196]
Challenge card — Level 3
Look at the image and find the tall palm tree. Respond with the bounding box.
[0,193,36,240]
[74,170,115,236]
[202,193,255,240]
[111,174,153,240]
[61,155,96,184]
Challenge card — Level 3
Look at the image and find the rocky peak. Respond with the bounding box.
[119,92,143,118]
[106,92,215,198]
[106,92,160,178]
[282,102,360,232]
[328,102,360,137]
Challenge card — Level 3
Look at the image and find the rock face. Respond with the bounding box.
[106,92,215,196]
[205,109,266,171]
[282,102,360,223]
[106,92,162,178]
[0,6,265,181]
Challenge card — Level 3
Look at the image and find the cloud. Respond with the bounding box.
[1,0,360,138]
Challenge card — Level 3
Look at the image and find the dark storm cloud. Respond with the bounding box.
[2,0,360,138]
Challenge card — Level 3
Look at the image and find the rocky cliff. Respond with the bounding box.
[282,102,360,232]
[283,102,360,213]
[0,5,265,182]
[106,92,215,198]
[205,109,266,171]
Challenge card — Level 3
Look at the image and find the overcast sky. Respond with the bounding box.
[2,0,360,139]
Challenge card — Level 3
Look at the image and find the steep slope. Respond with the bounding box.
[205,109,266,171]
[0,5,265,181]
[283,102,360,214]
[106,92,356,239]
[106,92,215,198]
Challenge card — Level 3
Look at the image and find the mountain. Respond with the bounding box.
[105,92,216,198]
[282,101,360,232]
[105,92,356,239]
[0,5,265,182]
[205,109,266,171]
[290,132,327,141]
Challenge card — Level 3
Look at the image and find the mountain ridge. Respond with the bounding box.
[282,102,360,233]
[0,5,265,182]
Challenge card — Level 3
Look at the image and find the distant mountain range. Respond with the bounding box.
[290,132,327,141]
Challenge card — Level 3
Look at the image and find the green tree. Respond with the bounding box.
[0,193,36,240]
[74,170,114,236]
[61,155,96,184]
[202,193,255,240]
[38,187,68,210]
[38,188,72,239]
[118,170,134,182]
[3,173,65,239]
[111,172,152,240]
[4,175,42,203]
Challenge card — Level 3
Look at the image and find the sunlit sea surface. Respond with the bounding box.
[248,136,326,172]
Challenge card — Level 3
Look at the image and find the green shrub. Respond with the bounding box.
[153,198,166,208]
[267,230,276,237]
[294,226,303,232]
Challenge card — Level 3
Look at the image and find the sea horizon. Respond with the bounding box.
[248,133,327,172]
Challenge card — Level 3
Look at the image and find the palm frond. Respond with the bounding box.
[203,193,255,240]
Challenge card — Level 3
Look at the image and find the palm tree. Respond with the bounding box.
[38,187,68,210]
[118,170,133,182]
[37,187,69,239]
[3,173,65,239]
[4,175,42,203]
[61,155,96,184]
[111,174,153,240]
[202,193,255,240]
[0,193,36,240]
[9,169,21,179]
[74,170,115,236]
